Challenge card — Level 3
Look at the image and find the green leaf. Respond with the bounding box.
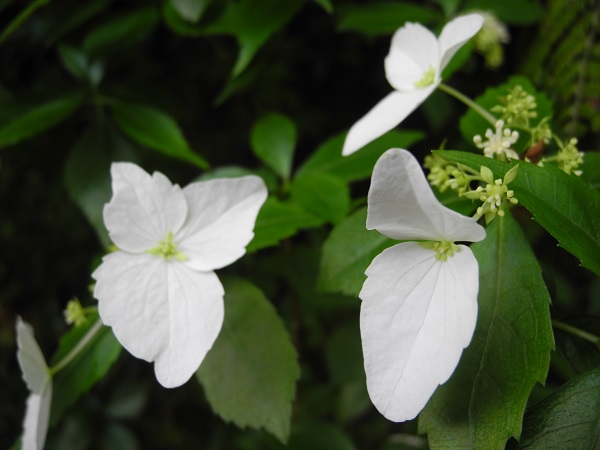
[554,316,600,376]
[82,7,159,56]
[313,0,333,13]
[337,2,442,36]
[318,207,395,296]
[437,150,600,277]
[580,151,600,191]
[170,0,211,23]
[110,100,209,169]
[247,197,323,252]
[420,213,553,448]
[251,113,296,180]
[518,367,600,448]
[0,92,84,149]
[325,323,364,383]
[204,0,303,76]
[197,278,299,443]
[459,76,553,151]
[49,314,122,426]
[296,130,424,182]
[64,120,138,249]
[57,44,104,86]
[277,420,358,450]
[464,0,544,25]
[290,173,350,225]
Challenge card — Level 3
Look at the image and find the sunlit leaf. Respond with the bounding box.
[420,214,553,448]
[197,278,299,443]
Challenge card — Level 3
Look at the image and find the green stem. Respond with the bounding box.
[552,319,600,346]
[49,319,103,375]
[0,0,51,45]
[438,82,497,126]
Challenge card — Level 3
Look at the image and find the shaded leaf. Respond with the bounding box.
[0,93,84,149]
[580,151,600,191]
[296,130,424,182]
[49,314,122,426]
[197,278,299,443]
[110,100,209,169]
[518,367,600,448]
[554,315,600,376]
[318,207,395,296]
[57,44,104,86]
[251,113,296,180]
[83,7,159,56]
[290,173,350,225]
[204,0,303,76]
[438,150,600,277]
[337,2,441,36]
[420,214,553,449]
[247,197,323,252]
[464,0,544,25]
[170,0,211,23]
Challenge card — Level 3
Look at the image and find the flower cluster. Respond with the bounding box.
[474,120,520,161]
[463,165,519,223]
[424,153,473,194]
[554,138,584,176]
[492,85,537,126]
[473,11,510,69]
[360,149,485,422]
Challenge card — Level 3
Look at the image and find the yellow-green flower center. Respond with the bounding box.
[420,240,458,261]
[414,67,436,88]
[147,231,188,261]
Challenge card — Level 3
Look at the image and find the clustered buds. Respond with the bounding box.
[462,165,519,223]
[491,85,537,126]
[473,11,510,69]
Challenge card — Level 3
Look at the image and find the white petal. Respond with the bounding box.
[342,88,436,156]
[104,163,188,253]
[176,176,267,271]
[438,14,484,71]
[385,22,440,91]
[92,251,224,388]
[359,242,479,422]
[366,149,485,242]
[16,318,52,450]
[16,318,49,394]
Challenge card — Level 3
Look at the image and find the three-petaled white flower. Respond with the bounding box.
[342,14,484,156]
[16,317,52,450]
[360,149,486,422]
[92,163,267,388]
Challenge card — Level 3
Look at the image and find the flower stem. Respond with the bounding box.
[552,319,600,347]
[438,82,497,126]
[50,319,104,375]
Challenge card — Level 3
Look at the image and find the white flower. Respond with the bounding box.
[359,149,486,422]
[342,14,483,156]
[92,163,267,388]
[16,317,52,450]
[473,120,520,161]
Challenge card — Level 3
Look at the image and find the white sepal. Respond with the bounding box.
[359,242,479,422]
[366,149,485,243]
[16,317,52,450]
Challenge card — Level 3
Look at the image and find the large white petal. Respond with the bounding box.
[359,242,479,422]
[16,318,52,450]
[386,22,440,91]
[366,149,485,242]
[342,88,436,156]
[176,176,267,271]
[104,163,188,253]
[92,251,224,388]
[438,14,483,71]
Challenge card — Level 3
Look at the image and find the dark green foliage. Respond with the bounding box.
[522,0,600,136]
